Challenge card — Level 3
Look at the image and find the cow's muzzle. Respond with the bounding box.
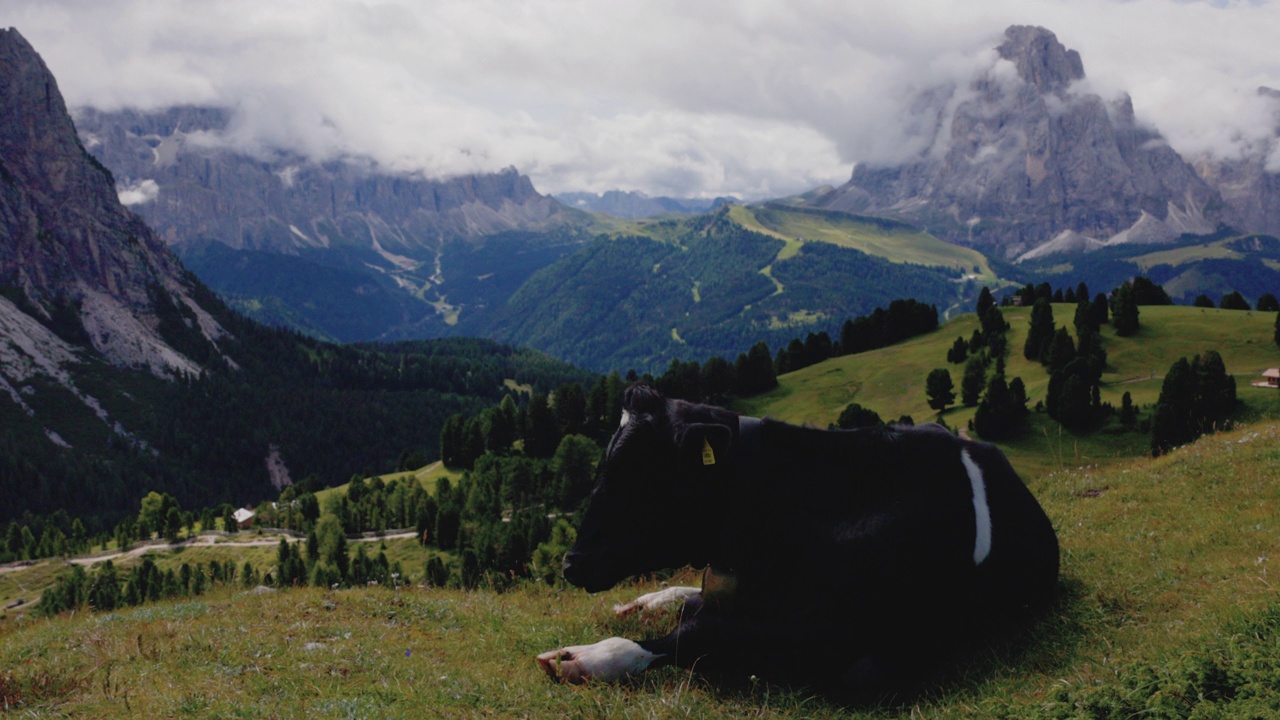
[561,551,615,593]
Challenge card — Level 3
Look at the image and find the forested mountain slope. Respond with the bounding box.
[0,28,590,530]
[476,206,972,372]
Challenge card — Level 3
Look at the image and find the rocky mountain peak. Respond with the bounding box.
[0,28,225,378]
[810,24,1223,260]
[997,25,1085,95]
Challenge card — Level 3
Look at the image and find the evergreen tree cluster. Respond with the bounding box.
[36,555,254,617]
[925,288,1029,439]
[1021,289,1113,432]
[778,298,938,376]
[1150,351,1238,455]
[0,510,91,563]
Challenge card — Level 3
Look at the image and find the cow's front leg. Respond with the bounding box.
[536,637,663,684]
[613,585,701,616]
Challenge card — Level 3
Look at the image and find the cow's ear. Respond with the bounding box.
[624,384,666,416]
[676,423,733,469]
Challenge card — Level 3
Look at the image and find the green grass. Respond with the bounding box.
[315,462,462,508]
[4,419,1280,717]
[740,204,997,281]
[1132,241,1244,272]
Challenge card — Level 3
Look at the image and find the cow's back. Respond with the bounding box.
[727,421,1058,621]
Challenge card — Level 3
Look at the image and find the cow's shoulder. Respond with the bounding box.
[906,422,957,438]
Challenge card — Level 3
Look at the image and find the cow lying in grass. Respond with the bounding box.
[537,384,1059,695]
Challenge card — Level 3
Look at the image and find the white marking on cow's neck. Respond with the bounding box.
[620,410,631,428]
[961,449,992,565]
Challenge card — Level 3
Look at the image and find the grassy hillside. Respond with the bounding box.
[741,204,999,280]
[3,418,1279,717]
[737,303,1280,478]
[314,462,462,508]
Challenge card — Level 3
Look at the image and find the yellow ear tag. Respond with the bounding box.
[701,438,716,466]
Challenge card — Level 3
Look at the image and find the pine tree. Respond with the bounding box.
[1090,292,1110,327]
[733,341,777,396]
[1112,282,1140,336]
[976,286,996,317]
[553,382,587,437]
[1009,377,1029,414]
[974,373,1023,440]
[1119,391,1136,426]
[486,395,518,454]
[1057,373,1094,431]
[524,392,561,459]
[1044,327,1077,374]
[961,356,987,407]
[926,369,956,412]
[1220,291,1250,311]
[1024,298,1056,361]
[835,403,884,429]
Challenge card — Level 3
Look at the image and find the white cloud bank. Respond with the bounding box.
[4,0,1279,199]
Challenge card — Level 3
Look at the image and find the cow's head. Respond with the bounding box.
[562,384,737,592]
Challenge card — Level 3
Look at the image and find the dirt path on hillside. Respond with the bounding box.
[0,530,419,572]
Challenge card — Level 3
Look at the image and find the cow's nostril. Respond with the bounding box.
[562,551,584,572]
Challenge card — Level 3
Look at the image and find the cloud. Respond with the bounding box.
[4,0,1279,199]
[117,179,159,206]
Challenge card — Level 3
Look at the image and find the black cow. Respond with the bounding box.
[537,384,1059,693]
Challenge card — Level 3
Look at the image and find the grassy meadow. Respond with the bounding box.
[734,204,997,280]
[3,418,1278,717]
[738,303,1280,478]
[4,304,1280,716]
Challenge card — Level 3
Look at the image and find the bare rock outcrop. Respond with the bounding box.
[0,27,224,378]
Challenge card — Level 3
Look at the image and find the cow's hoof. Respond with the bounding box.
[536,637,661,684]
[537,647,589,684]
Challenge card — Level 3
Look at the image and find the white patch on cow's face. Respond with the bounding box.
[961,449,993,565]
[536,637,661,684]
[620,410,631,428]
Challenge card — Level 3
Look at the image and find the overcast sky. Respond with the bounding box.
[4,0,1279,200]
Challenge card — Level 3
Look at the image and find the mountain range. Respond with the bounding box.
[0,27,588,527]
[73,104,589,342]
[554,190,726,218]
[64,25,1280,359]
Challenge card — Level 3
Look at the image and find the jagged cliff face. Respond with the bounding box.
[814,25,1224,260]
[72,106,582,342]
[0,28,224,378]
[74,106,571,258]
[1192,87,1280,239]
